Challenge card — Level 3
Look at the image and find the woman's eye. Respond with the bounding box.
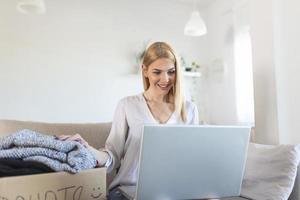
[168,70,175,75]
[153,71,160,75]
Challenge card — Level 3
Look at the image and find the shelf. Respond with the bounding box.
[183,71,201,77]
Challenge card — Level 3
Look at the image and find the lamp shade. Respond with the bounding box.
[184,11,207,36]
[16,0,46,14]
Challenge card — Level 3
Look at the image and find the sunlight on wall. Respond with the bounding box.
[234,26,254,125]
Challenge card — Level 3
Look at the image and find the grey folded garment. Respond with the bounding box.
[0,129,97,173]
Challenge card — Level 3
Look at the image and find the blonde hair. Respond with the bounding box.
[141,42,187,122]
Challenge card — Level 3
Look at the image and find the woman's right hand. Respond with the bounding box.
[57,134,109,167]
[57,134,89,147]
[88,146,110,167]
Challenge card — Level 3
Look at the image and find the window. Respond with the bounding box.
[234,26,255,125]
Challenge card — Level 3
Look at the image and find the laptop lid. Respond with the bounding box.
[135,125,250,200]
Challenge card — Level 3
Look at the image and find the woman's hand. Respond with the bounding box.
[57,134,89,147]
[88,146,110,167]
[57,134,109,167]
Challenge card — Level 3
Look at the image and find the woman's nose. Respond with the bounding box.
[160,72,169,82]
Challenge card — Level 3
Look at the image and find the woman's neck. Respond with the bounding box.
[143,89,167,103]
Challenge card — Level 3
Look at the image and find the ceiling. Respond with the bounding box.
[176,0,217,8]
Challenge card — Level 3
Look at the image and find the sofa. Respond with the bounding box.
[0,119,299,200]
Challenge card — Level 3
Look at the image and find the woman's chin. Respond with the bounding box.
[156,87,171,94]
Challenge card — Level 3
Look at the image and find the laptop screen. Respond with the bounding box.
[134,125,250,200]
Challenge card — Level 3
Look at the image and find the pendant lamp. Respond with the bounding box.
[184,2,207,36]
[17,0,46,14]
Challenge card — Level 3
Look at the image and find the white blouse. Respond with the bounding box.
[103,93,199,189]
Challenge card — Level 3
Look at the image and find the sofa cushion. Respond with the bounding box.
[289,165,300,200]
[241,143,300,200]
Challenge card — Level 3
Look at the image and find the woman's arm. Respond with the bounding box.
[57,99,129,171]
[79,99,129,172]
[88,146,110,166]
[104,99,129,173]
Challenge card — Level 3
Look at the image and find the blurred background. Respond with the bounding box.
[0,0,299,145]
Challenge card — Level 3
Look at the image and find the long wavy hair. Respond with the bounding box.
[141,42,186,122]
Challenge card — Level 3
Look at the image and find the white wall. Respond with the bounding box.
[201,0,255,125]
[0,0,208,123]
[248,0,300,144]
[273,0,300,144]
[249,0,279,144]
[199,0,235,125]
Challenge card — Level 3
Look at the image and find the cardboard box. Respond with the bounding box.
[0,167,106,200]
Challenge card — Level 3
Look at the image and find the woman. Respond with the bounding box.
[61,42,199,200]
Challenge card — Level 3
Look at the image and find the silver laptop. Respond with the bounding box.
[119,125,251,200]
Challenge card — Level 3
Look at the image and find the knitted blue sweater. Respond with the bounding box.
[0,129,97,173]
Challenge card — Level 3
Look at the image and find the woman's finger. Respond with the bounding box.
[57,135,71,140]
[55,134,88,147]
[66,134,82,141]
[65,134,89,147]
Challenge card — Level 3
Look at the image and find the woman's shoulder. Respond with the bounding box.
[183,99,199,124]
[118,93,144,105]
[184,99,197,111]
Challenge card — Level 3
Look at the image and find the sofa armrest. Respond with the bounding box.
[289,164,300,200]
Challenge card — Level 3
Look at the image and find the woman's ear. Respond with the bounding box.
[142,65,148,77]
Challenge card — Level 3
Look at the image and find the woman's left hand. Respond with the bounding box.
[57,134,89,147]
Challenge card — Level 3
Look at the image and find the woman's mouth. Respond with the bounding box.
[157,84,170,90]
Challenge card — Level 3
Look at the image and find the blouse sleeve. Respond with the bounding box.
[103,99,129,173]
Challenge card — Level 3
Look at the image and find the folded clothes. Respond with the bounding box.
[0,129,97,173]
[0,158,54,177]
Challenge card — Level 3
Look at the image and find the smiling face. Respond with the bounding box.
[141,42,186,122]
[90,187,103,199]
[143,58,176,96]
